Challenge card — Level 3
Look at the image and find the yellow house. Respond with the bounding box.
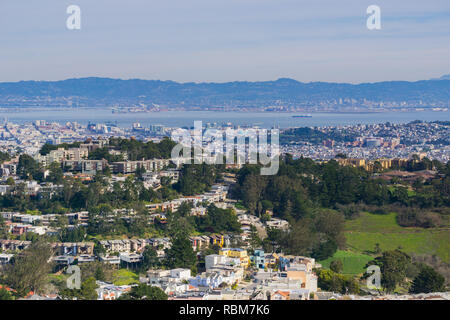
[210,234,225,247]
[336,158,366,168]
[265,253,279,268]
[219,248,250,268]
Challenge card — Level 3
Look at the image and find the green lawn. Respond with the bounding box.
[319,250,373,275]
[345,212,450,263]
[112,269,139,286]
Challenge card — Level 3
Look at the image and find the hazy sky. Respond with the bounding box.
[0,0,449,83]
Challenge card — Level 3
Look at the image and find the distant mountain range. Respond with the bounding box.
[0,77,449,109]
[431,74,450,81]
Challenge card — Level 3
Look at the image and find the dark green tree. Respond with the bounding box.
[60,277,99,300]
[0,287,13,300]
[47,162,64,184]
[17,154,43,181]
[330,260,344,273]
[2,241,53,297]
[140,246,161,272]
[369,250,411,293]
[119,283,167,300]
[165,234,197,270]
[410,265,445,294]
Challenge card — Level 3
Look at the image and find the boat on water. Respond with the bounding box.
[292,114,312,118]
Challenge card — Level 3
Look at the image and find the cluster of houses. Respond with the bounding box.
[128,248,318,301]
[0,174,293,277]
[0,138,319,300]
[146,184,229,216]
[237,212,289,242]
[0,211,89,238]
[335,156,440,183]
[0,137,180,197]
[1,230,320,301]
[31,139,173,176]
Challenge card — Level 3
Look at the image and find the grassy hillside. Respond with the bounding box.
[112,269,139,286]
[344,212,450,263]
[318,250,373,275]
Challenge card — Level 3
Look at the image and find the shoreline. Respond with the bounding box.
[0,107,448,114]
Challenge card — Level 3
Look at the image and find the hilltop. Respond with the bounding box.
[0,77,449,109]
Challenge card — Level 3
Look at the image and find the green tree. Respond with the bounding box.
[0,287,13,300]
[316,269,359,294]
[93,241,107,257]
[410,265,445,294]
[140,246,161,272]
[80,277,98,300]
[119,283,167,300]
[174,164,219,196]
[284,220,315,256]
[47,162,64,184]
[52,214,69,229]
[165,234,197,270]
[369,250,411,293]
[6,177,15,186]
[330,260,343,274]
[79,261,113,283]
[167,212,194,239]
[61,277,99,300]
[17,154,43,181]
[249,225,262,250]
[0,151,10,163]
[196,205,241,234]
[0,215,8,239]
[312,239,338,261]
[2,241,53,297]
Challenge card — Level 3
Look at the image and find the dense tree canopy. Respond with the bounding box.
[368,250,411,293]
[1,241,53,297]
[119,283,168,300]
[164,234,197,270]
[410,265,445,294]
[196,205,241,234]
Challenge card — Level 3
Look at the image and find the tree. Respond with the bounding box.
[47,162,64,184]
[94,267,106,282]
[52,214,69,229]
[6,177,15,186]
[167,212,194,239]
[140,246,161,272]
[410,265,445,294]
[176,201,193,217]
[61,277,99,300]
[0,215,8,239]
[2,241,53,297]
[59,226,86,242]
[284,220,315,256]
[119,283,167,300]
[165,234,197,270]
[93,241,106,257]
[196,205,241,234]
[316,269,359,294]
[174,164,219,196]
[249,225,262,250]
[312,239,338,261]
[330,260,343,274]
[79,277,98,300]
[17,154,43,181]
[78,261,113,283]
[0,287,13,300]
[369,250,411,293]
[0,151,10,164]
[374,243,382,254]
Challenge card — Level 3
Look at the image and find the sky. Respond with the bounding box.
[0,0,449,83]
